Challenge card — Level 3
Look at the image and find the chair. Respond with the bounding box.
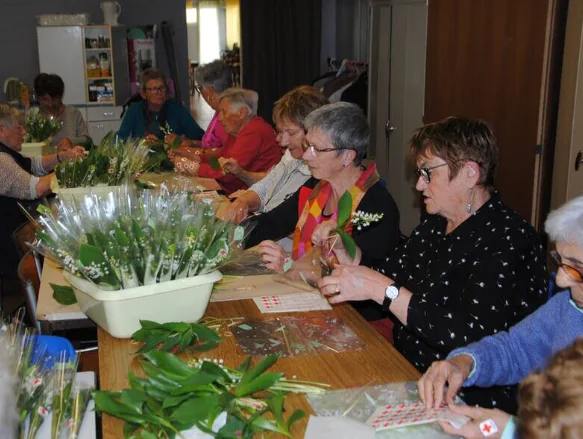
[17,250,41,333]
[11,220,42,281]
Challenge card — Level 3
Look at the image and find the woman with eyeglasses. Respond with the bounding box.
[416,195,583,439]
[246,102,400,321]
[117,68,204,141]
[317,116,548,413]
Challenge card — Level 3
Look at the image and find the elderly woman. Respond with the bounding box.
[225,86,329,224]
[0,104,83,276]
[172,88,280,195]
[318,116,547,412]
[117,68,204,141]
[34,73,91,149]
[417,195,583,438]
[246,102,400,320]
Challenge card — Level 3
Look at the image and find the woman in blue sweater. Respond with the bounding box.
[117,68,204,141]
[417,194,583,438]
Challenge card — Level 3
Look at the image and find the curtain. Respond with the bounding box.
[240,0,322,122]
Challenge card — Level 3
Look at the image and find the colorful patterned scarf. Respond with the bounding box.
[292,162,379,260]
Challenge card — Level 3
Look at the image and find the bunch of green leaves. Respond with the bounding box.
[24,107,62,142]
[55,131,156,188]
[94,351,327,438]
[132,320,221,354]
[33,186,243,290]
[334,191,358,259]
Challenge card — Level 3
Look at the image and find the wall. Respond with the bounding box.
[0,0,190,105]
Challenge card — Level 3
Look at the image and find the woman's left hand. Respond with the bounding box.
[318,264,390,304]
[258,240,288,273]
[438,404,511,439]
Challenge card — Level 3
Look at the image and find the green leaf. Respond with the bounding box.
[142,351,194,381]
[266,393,284,423]
[237,357,252,373]
[335,228,357,260]
[191,323,221,345]
[337,191,353,227]
[177,331,194,352]
[135,430,158,439]
[240,355,278,385]
[170,394,220,424]
[285,409,306,431]
[161,394,192,409]
[50,283,77,305]
[200,361,231,381]
[209,156,221,170]
[161,335,181,352]
[235,372,284,397]
[119,389,148,414]
[93,392,145,424]
[139,320,162,330]
[248,416,289,436]
[122,422,140,438]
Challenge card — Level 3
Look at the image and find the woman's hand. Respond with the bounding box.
[318,264,389,304]
[219,157,242,176]
[225,198,250,224]
[438,404,511,439]
[58,146,85,162]
[258,240,288,273]
[228,189,247,200]
[417,355,475,410]
[312,220,361,265]
[173,156,199,176]
[57,137,73,151]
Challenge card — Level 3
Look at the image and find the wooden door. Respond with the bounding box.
[552,0,583,209]
[424,0,567,229]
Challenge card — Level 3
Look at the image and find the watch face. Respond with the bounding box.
[385,285,399,300]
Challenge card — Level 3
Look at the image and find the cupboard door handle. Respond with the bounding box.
[103,112,114,116]
[576,151,583,171]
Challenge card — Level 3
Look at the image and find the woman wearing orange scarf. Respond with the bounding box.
[245,102,400,320]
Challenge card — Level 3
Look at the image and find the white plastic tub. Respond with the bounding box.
[21,142,49,158]
[63,271,222,338]
[55,185,122,202]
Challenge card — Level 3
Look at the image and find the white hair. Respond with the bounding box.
[218,88,258,117]
[545,195,583,247]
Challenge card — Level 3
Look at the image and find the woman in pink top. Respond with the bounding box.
[167,60,232,149]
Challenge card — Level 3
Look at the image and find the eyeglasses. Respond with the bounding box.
[193,83,202,95]
[302,139,336,156]
[550,250,583,283]
[415,163,448,184]
[145,86,167,93]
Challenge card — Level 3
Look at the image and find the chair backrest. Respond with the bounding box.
[17,250,41,333]
[11,221,43,280]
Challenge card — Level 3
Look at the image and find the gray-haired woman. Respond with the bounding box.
[246,102,400,320]
[172,87,280,195]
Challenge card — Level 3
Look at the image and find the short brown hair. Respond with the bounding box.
[272,86,329,129]
[140,68,166,91]
[408,116,498,188]
[518,337,583,439]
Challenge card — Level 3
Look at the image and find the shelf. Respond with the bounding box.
[86,77,113,81]
[86,48,112,51]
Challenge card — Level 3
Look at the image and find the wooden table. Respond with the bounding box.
[98,300,420,438]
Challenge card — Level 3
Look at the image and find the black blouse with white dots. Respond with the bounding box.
[372,191,548,413]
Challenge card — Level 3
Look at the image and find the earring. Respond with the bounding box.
[342,163,347,167]
[466,188,474,213]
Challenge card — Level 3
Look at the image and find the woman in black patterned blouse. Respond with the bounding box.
[317,116,548,414]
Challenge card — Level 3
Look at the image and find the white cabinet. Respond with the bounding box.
[86,106,124,144]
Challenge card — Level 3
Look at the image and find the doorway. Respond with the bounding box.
[369,0,428,236]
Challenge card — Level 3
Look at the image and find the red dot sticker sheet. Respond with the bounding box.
[365,402,469,431]
[253,293,332,313]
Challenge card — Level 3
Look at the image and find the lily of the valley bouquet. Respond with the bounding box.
[32,186,247,290]
[54,131,154,189]
[24,107,63,143]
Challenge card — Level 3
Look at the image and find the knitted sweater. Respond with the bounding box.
[449,290,583,388]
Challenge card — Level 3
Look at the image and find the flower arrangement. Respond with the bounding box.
[33,186,245,290]
[54,131,154,189]
[23,107,62,143]
[94,351,328,438]
[143,122,183,172]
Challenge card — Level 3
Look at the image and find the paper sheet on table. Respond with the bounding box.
[253,293,332,313]
[305,415,376,439]
[37,259,88,321]
[210,274,317,302]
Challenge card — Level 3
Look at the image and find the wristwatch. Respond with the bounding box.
[382,282,400,312]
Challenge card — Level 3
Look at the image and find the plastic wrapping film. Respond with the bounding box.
[307,381,463,438]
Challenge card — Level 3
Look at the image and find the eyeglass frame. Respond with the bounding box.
[550,249,583,283]
[415,163,449,184]
[301,138,338,156]
[145,86,167,93]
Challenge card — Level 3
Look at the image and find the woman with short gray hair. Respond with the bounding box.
[172,87,280,195]
[246,102,400,320]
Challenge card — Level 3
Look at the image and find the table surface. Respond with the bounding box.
[98,298,421,438]
[140,171,221,192]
